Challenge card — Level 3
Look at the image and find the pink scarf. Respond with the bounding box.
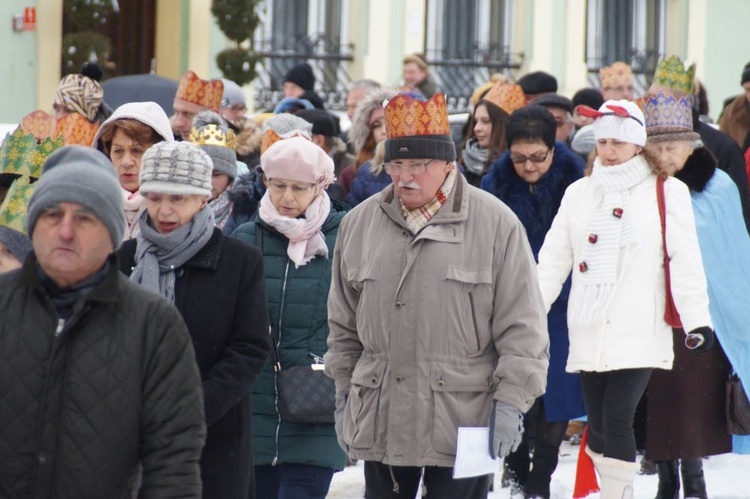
[258,190,331,268]
[122,189,146,241]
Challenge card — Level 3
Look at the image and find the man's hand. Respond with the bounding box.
[334,393,349,454]
[488,400,524,459]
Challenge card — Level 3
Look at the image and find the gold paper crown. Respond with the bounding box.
[652,56,696,95]
[176,70,224,110]
[482,82,526,115]
[189,124,237,149]
[600,61,633,89]
[55,113,100,146]
[385,92,450,139]
[21,110,56,141]
[0,176,35,233]
[1,127,65,178]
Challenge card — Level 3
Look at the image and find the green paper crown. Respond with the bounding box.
[652,55,696,95]
[0,127,65,179]
[0,176,35,234]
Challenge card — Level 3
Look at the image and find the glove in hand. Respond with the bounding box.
[488,400,524,459]
[685,326,715,353]
[334,393,349,454]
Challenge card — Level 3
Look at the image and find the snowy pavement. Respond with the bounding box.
[327,441,750,498]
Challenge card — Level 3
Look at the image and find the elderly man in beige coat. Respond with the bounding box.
[325,92,549,499]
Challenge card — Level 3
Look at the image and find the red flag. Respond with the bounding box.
[573,426,600,498]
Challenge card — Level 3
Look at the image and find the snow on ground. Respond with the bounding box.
[327,441,750,498]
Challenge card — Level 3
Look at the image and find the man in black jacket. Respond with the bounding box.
[0,146,206,498]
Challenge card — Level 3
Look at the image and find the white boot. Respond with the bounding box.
[595,456,638,499]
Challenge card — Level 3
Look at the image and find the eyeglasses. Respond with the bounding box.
[383,159,437,175]
[267,179,316,195]
[509,149,551,165]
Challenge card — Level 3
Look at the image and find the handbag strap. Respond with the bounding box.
[656,175,669,265]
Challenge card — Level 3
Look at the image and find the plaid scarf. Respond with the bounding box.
[401,166,457,233]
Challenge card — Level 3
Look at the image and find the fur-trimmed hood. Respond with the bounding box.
[348,88,398,153]
[481,141,585,255]
[234,119,262,157]
[674,146,718,193]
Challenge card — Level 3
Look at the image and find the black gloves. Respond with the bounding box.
[685,326,715,353]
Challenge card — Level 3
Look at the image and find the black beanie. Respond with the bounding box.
[284,63,315,91]
[742,62,750,85]
[517,71,558,95]
[572,88,605,112]
[296,109,336,137]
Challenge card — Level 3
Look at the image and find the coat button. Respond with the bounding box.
[396,376,403,382]
[588,234,598,244]
[579,262,588,273]
[437,378,445,387]
[612,207,623,218]
[395,302,404,308]
[402,230,409,236]
[371,377,377,385]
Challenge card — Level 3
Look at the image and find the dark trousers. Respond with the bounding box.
[503,398,567,499]
[580,368,652,462]
[364,461,491,499]
[254,463,334,499]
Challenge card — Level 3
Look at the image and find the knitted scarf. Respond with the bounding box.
[209,189,233,230]
[122,189,145,241]
[258,190,331,268]
[569,155,652,326]
[130,207,215,303]
[401,166,457,233]
[461,137,489,175]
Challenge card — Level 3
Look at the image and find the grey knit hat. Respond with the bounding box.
[28,146,125,247]
[139,141,212,198]
[190,111,237,179]
[0,226,32,263]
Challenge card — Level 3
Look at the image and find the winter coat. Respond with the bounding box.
[232,207,348,471]
[719,94,750,153]
[537,155,713,373]
[325,173,550,467]
[331,136,356,179]
[345,160,392,207]
[646,147,733,460]
[118,228,271,499]
[481,142,587,422]
[0,254,205,498]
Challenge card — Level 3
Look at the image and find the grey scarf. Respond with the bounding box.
[462,137,489,175]
[130,207,215,302]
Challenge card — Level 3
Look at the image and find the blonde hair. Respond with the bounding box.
[368,140,386,175]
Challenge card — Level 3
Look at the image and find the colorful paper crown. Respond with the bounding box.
[1,127,65,178]
[385,92,450,138]
[0,176,35,233]
[644,92,693,129]
[482,82,526,115]
[55,113,100,146]
[176,70,224,110]
[189,124,237,149]
[21,110,56,141]
[652,56,696,95]
[600,62,633,89]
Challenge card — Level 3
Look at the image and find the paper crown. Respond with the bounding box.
[385,92,450,139]
[600,62,633,89]
[482,82,526,115]
[0,176,35,233]
[55,113,100,146]
[189,124,237,149]
[652,56,696,95]
[1,127,65,178]
[643,92,693,130]
[176,70,224,110]
[21,110,56,141]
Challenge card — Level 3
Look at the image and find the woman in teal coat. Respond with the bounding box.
[232,136,347,499]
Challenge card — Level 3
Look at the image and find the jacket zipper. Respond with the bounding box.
[272,260,291,466]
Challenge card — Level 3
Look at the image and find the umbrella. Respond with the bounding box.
[101,73,179,116]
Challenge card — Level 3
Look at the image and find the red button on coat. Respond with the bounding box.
[588,234,598,244]
[579,262,588,272]
[612,208,623,218]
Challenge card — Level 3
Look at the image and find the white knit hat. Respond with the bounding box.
[139,141,212,197]
[592,99,647,147]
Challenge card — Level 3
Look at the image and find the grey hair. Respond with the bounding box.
[348,79,382,93]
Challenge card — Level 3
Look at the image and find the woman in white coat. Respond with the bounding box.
[536,100,713,499]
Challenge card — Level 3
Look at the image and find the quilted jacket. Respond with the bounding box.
[0,254,206,498]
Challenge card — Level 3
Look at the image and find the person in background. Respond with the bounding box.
[0,146,206,497]
[599,62,636,101]
[481,106,587,499]
[325,92,549,499]
[401,53,438,98]
[233,137,347,499]
[0,225,31,273]
[93,101,174,241]
[532,94,576,146]
[718,61,750,154]
[282,63,325,109]
[296,108,355,180]
[342,79,383,154]
[220,78,247,125]
[118,141,271,498]
[459,81,525,186]
[537,100,714,499]
[517,71,558,104]
[572,88,605,129]
[172,70,224,141]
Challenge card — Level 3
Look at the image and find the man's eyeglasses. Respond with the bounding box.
[383,159,438,175]
[267,179,316,195]
[509,149,551,165]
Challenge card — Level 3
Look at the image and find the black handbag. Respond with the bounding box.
[726,373,750,435]
[269,332,335,424]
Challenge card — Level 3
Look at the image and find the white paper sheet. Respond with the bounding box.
[452,427,498,479]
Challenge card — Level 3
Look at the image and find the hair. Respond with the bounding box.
[459,101,510,170]
[348,79,382,93]
[99,119,164,156]
[584,141,662,176]
[348,88,398,171]
[369,140,386,175]
[692,78,709,116]
[505,106,557,150]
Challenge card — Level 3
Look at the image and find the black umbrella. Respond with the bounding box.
[101,73,179,116]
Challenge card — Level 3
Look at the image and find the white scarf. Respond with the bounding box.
[569,155,652,326]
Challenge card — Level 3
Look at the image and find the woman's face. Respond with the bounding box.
[110,129,151,193]
[265,177,320,219]
[211,172,232,201]
[369,107,387,145]
[509,140,554,184]
[145,193,207,234]
[596,138,642,166]
[0,242,22,273]
[403,62,427,87]
[645,140,694,176]
[473,104,493,148]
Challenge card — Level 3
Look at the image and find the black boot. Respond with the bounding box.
[681,458,707,499]
[654,460,680,499]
